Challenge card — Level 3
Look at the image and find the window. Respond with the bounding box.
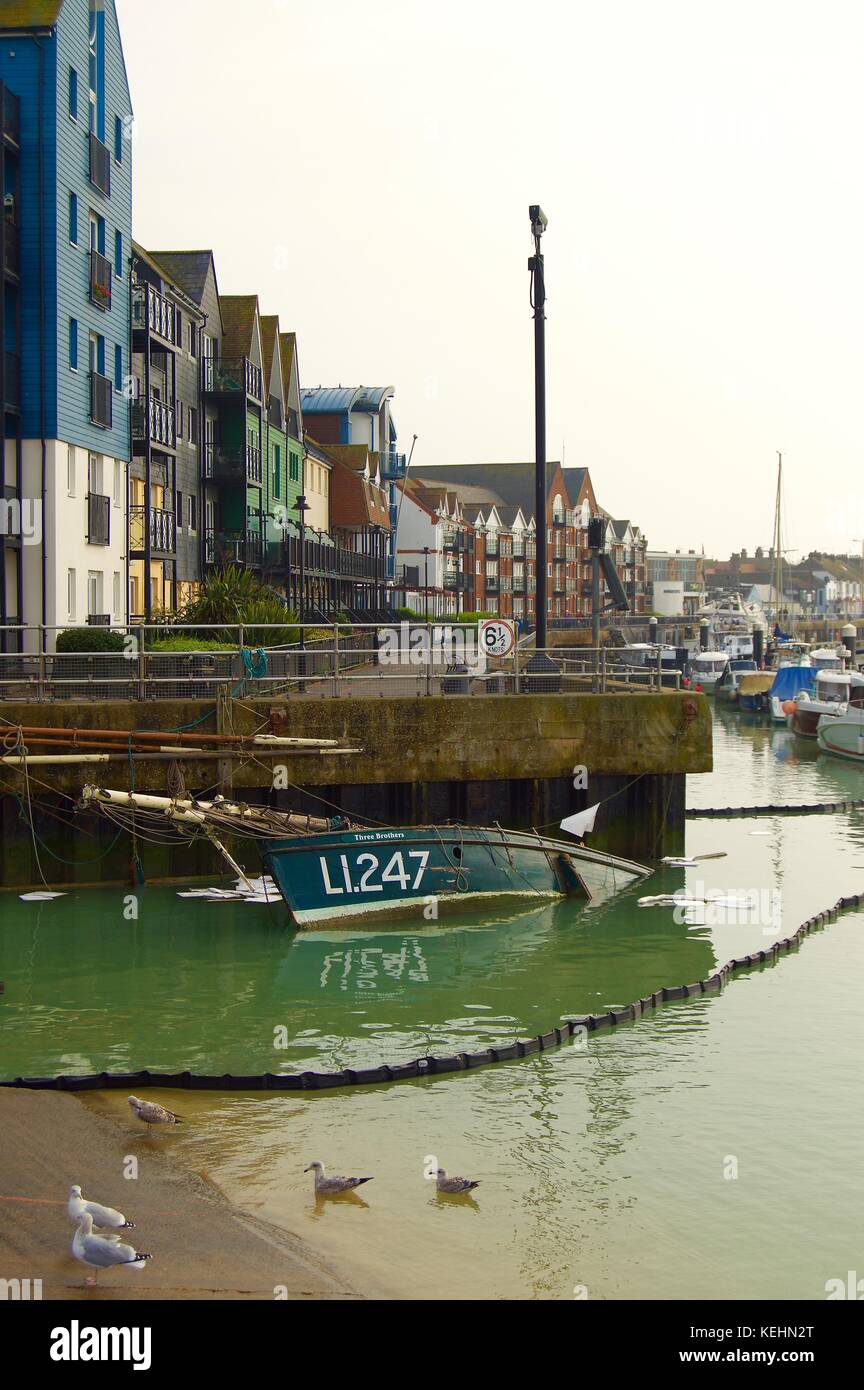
[69,193,78,244]
[114,114,122,163]
[69,319,78,370]
[67,446,76,497]
[113,572,121,621]
[88,454,103,495]
[113,459,123,508]
[177,401,184,436]
[68,67,78,120]
[67,569,76,622]
[176,492,183,528]
[114,229,122,277]
[87,571,103,619]
[176,310,183,349]
[188,407,197,444]
[187,495,197,533]
[114,344,122,390]
[289,452,299,483]
[189,322,197,358]
[273,443,281,498]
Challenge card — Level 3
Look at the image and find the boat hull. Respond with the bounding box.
[816,719,864,762]
[263,826,652,927]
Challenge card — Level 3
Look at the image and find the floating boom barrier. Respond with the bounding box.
[2,892,861,1096]
[687,800,864,818]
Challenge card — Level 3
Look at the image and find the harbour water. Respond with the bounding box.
[1,705,863,1299]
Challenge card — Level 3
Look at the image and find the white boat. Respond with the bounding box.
[695,591,765,658]
[789,671,864,739]
[687,651,730,692]
[816,700,864,762]
[809,646,847,673]
[715,658,758,704]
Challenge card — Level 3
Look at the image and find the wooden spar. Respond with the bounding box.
[200,826,255,893]
[80,785,339,834]
[0,754,112,766]
[3,726,344,750]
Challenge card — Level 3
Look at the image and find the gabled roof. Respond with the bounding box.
[259,316,282,382]
[148,251,217,308]
[0,2,63,29]
[313,439,390,532]
[219,295,259,360]
[414,462,564,520]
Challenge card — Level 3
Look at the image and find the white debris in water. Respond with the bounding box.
[176,876,278,904]
[19,892,67,902]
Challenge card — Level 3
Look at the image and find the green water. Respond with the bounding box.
[2,704,864,1298]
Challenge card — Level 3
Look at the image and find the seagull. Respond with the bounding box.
[304,1160,373,1195]
[68,1185,134,1230]
[127,1095,183,1134]
[435,1167,480,1195]
[71,1213,152,1287]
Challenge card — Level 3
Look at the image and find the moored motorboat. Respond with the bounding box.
[789,671,864,739]
[686,651,730,693]
[769,663,815,722]
[738,672,775,712]
[816,702,864,762]
[715,659,758,704]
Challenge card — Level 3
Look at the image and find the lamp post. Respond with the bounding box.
[529,204,548,648]
[423,545,430,622]
[295,493,310,688]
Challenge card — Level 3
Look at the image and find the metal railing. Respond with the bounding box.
[89,131,111,197]
[0,626,681,702]
[89,248,112,311]
[130,506,175,554]
[133,282,177,344]
[86,492,110,546]
[204,442,262,486]
[201,356,262,401]
[89,371,113,429]
[132,395,176,448]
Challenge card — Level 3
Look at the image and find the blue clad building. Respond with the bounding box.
[0,0,132,643]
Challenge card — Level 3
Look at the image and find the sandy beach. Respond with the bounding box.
[0,1089,358,1301]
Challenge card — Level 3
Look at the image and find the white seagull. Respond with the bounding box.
[435,1167,480,1195]
[67,1184,134,1230]
[304,1160,373,1195]
[72,1213,152,1287]
[128,1095,183,1134]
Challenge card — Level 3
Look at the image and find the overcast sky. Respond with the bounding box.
[117,0,864,559]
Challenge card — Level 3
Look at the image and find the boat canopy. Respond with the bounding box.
[770,665,816,700]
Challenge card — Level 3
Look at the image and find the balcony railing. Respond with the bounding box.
[485,539,499,557]
[208,529,263,567]
[130,506,176,555]
[89,131,111,197]
[552,513,566,527]
[378,450,408,480]
[444,572,468,591]
[3,214,18,277]
[89,248,112,311]
[4,351,19,408]
[89,371,113,430]
[485,575,499,592]
[3,90,20,145]
[87,493,110,546]
[132,282,177,345]
[443,529,467,552]
[132,396,176,449]
[201,357,263,401]
[204,443,262,486]
[1,484,21,545]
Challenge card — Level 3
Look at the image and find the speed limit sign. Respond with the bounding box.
[479,618,516,658]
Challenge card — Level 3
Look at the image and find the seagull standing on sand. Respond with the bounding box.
[435,1167,480,1195]
[128,1095,183,1134]
[304,1160,373,1195]
[72,1213,152,1287]
[68,1184,134,1230]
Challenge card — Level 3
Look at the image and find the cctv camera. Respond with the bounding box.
[529,204,548,236]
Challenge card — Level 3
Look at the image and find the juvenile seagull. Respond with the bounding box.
[436,1167,480,1195]
[128,1095,183,1134]
[304,1160,373,1195]
[68,1184,134,1230]
[72,1213,152,1287]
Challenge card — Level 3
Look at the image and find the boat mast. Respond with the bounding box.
[772,452,784,632]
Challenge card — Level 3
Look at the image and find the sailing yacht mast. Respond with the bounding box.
[771,452,784,630]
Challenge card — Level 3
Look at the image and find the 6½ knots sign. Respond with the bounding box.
[480,619,516,659]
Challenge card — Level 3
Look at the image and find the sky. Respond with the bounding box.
[116,0,864,559]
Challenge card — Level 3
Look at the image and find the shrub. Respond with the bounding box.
[55,627,126,654]
[147,636,236,653]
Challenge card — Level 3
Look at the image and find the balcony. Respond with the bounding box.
[553,550,566,563]
[87,493,110,546]
[89,371,113,430]
[581,581,593,597]
[130,506,176,555]
[2,90,20,146]
[204,443,263,487]
[485,539,499,557]
[89,249,112,311]
[282,533,386,582]
[444,572,468,591]
[89,131,111,197]
[201,357,263,401]
[210,530,263,568]
[552,513,566,527]
[485,575,499,593]
[4,351,20,408]
[1,485,21,547]
[443,528,467,552]
[132,282,177,346]
[512,575,526,594]
[512,543,525,559]
[132,396,176,451]
[3,214,18,277]
[378,449,408,481]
